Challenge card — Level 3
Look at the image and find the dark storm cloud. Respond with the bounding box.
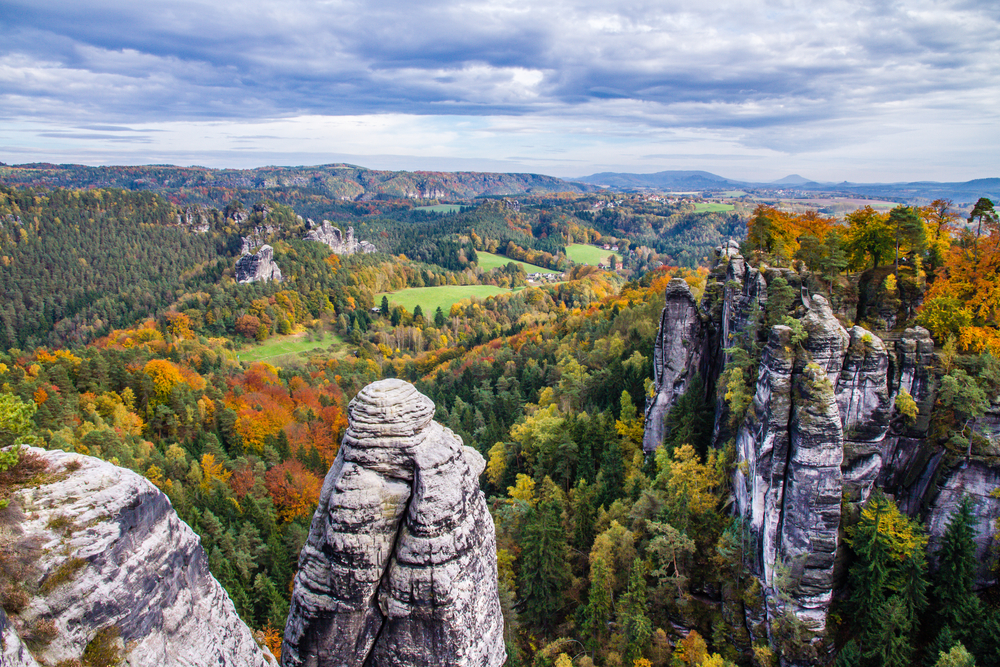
[0,0,998,155]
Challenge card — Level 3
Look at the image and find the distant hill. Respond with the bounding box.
[573,170,740,190]
[0,163,594,203]
[771,174,816,185]
[572,170,1000,204]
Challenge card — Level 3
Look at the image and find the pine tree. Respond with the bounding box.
[931,497,981,635]
[519,499,570,632]
[833,640,862,667]
[619,558,652,665]
[582,556,613,651]
[927,626,959,667]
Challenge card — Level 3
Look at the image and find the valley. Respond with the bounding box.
[0,164,998,667]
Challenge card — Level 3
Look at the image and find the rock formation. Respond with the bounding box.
[643,278,704,453]
[281,379,505,667]
[645,242,1000,661]
[236,244,283,283]
[303,220,377,255]
[1,447,274,667]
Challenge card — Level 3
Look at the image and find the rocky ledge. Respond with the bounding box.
[236,244,283,283]
[1,447,274,667]
[303,221,377,255]
[281,379,506,667]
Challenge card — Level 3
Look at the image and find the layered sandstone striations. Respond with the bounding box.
[646,242,1000,661]
[303,220,377,255]
[236,244,283,283]
[733,298,848,641]
[643,278,704,453]
[2,447,274,667]
[281,379,505,667]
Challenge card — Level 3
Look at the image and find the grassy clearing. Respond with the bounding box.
[565,244,622,266]
[414,204,464,213]
[476,251,554,274]
[239,330,347,366]
[379,285,517,315]
[692,202,735,213]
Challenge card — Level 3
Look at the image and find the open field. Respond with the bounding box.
[379,285,517,315]
[238,330,347,366]
[692,202,736,212]
[566,244,623,266]
[414,204,464,213]
[476,251,554,274]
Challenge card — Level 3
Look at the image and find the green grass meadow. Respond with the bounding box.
[565,244,623,266]
[239,330,347,366]
[378,285,518,316]
[692,202,736,213]
[476,251,554,274]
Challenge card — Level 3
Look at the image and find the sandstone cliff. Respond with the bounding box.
[643,278,704,453]
[644,242,1000,661]
[281,379,506,667]
[1,447,274,667]
[236,244,283,284]
[303,220,377,255]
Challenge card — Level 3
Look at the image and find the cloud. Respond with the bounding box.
[0,0,997,178]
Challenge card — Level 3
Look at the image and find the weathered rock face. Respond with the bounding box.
[2,447,274,667]
[733,303,847,642]
[281,379,505,667]
[643,278,704,453]
[925,460,1000,585]
[303,221,377,255]
[236,244,283,284]
[837,327,891,502]
[650,247,1000,661]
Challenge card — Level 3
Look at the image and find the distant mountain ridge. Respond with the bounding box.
[0,163,594,202]
[572,170,1000,204]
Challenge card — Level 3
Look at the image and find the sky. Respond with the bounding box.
[1,0,998,182]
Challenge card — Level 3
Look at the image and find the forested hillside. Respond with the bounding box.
[2,180,999,666]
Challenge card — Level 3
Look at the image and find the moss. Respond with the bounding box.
[82,625,123,667]
[39,556,87,594]
[47,514,76,534]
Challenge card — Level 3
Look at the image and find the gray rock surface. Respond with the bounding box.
[281,379,505,667]
[643,278,704,453]
[303,221,377,255]
[1,608,41,667]
[3,447,274,667]
[236,244,283,283]
[926,460,1000,586]
[837,327,891,501]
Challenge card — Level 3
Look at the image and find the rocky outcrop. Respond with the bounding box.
[643,278,704,453]
[281,379,505,667]
[303,221,377,255]
[236,244,283,283]
[733,300,847,643]
[647,246,1000,661]
[2,447,273,667]
[837,327,891,502]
